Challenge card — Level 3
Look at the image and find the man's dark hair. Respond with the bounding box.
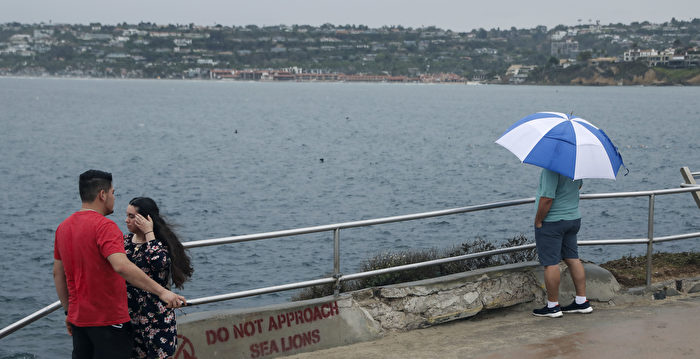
[79,170,113,202]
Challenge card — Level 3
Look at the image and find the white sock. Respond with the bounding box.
[547,301,559,308]
[575,296,587,305]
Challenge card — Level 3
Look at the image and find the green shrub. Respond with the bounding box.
[653,67,700,83]
[292,235,536,301]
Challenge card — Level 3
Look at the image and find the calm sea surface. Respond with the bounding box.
[1,78,698,358]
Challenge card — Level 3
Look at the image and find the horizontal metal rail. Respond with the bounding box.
[188,277,337,306]
[0,301,63,339]
[341,243,536,281]
[182,198,535,249]
[2,185,699,340]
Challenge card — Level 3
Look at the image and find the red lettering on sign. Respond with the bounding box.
[313,306,323,321]
[267,315,278,331]
[254,318,264,333]
[206,330,216,345]
[251,329,322,357]
[269,338,279,354]
[329,301,339,315]
[250,341,262,358]
[234,319,263,339]
[318,301,339,320]
[205,327,229,345]
[280,329,322,353]
[245,321,256,336]
[250,339,281,358]
[301,331,313,346]
[218,327,230,342]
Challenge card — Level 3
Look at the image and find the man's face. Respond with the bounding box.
[104,186,115,215]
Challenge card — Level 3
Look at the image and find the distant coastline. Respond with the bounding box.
[2,20,699,85]
[3,69,699,86]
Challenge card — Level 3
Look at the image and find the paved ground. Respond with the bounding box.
[284,292,700,359]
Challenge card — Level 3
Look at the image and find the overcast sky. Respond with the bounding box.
[3,0,698,32]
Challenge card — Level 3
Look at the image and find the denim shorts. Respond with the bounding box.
[535,218,581,266]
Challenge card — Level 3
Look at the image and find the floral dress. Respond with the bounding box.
[124,234,177,359]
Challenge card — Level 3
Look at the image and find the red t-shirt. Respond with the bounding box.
[54,211,131,327]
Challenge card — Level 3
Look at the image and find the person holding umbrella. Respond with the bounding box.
[496,112,624,318]
[531,168,591,317]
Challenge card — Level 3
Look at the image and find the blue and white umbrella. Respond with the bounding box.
[495,112,624,180]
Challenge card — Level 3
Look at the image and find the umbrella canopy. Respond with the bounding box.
[495,112,624,180]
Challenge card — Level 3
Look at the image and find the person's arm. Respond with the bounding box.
[52,260,72,335]
[535,197,553,228]
[107,253,186,307]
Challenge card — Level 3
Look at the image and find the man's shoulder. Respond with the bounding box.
[57,211,80,230]
[57,211,120,232]
[79,211,119,227]
[540,169,558,181]
[539,169,560,191]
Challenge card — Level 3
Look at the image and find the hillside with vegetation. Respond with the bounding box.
[529,61,700,85]
[1,18,699,84]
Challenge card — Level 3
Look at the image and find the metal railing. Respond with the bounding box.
[2,184,699,339]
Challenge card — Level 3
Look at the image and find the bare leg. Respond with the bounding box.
[543,265,560,302]
[564,258,586,296]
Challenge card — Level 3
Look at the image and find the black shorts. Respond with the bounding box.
[71,322,133,359]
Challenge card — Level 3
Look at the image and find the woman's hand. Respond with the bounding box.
[134,213,154,234]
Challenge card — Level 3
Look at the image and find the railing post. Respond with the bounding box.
[333,228,341,296]
[645,194,655,290]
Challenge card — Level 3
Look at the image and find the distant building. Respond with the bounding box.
[78,33,112,41]
[9,34,32,44]
[623,47,699,68]
[33,29,54,40]
[174,38,192,47]
[623,48,658,62]
[551,39,579,58]
[588,57,618,65]
[506,65,536,84]
[474,48,498,55]
[550,31,567,41]
[559,59,575,68]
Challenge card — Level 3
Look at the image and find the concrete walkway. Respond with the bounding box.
[284,293,700,359]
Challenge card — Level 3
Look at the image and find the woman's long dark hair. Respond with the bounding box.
[129,197,193,289]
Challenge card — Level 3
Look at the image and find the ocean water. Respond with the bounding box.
[0,78,698,358]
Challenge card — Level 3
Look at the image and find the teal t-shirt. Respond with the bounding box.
[535,169,582,221]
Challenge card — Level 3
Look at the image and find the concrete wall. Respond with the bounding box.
[175,296,383,358]
[174,261,620,359]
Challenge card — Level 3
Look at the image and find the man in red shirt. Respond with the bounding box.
[53,170,186,358]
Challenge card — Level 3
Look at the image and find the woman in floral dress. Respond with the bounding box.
[125,197,193,359]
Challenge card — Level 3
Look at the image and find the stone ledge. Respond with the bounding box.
[349,261,620,332]
[351,262,545,331]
